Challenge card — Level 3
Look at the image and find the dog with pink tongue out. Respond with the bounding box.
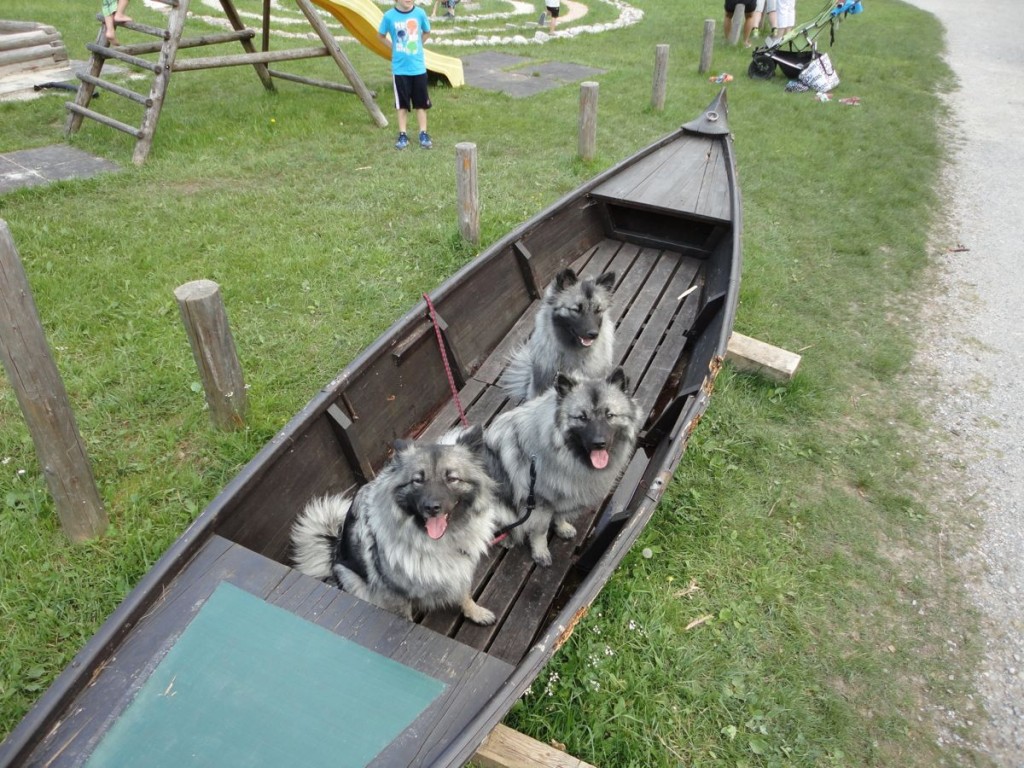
[290,425,504,624]
[476,367,643,567]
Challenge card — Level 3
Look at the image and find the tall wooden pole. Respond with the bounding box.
[578,81,598,162]
[651,44,669,111]
[455,142,480,245]
[699,19,715,73]
[0,220,107,542]
[174,279,249,430]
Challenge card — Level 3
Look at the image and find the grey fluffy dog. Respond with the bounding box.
[502,268,617,400]
[290,427,502,624]
[473,367,643,566]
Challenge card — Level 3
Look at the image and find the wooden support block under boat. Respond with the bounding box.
[473,724,598,768]
[726,332,801,382]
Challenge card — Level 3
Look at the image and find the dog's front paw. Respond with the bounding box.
[462,598,496,625]
[554,520,576,540]
[531,546,552,567]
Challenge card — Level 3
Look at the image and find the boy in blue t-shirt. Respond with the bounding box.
[378,0,433,150]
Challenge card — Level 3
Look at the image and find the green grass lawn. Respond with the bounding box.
[0,0,990,765]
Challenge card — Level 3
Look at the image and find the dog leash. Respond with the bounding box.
[491,455,537,545]
[423,292,469,428]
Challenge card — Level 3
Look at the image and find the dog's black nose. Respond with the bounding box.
[422,500,442,515]
[585,330,599,339]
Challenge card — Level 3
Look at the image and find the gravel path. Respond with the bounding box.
[903,0,1024,763]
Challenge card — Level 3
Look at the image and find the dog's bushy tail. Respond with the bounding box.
[500,344,532,400]
[290,494,351,580]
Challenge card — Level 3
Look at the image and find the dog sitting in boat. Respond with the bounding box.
[501,268,617,401]
[290,427,504,624]
[451,368,642,567]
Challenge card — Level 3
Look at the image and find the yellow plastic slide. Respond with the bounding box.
[307,0,465,87]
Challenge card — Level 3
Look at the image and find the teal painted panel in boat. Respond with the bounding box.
[85,582,445,768]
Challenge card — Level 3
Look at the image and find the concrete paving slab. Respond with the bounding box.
[0,145,119,195]
[461,52,604,98]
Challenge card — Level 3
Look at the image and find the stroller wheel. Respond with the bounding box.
[748,55,776,80]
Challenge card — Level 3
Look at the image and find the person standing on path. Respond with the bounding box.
[378,0,433,150]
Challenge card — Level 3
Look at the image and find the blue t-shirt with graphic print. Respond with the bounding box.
[378,5,430,76]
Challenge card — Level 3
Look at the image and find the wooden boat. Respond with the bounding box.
[0,90,740,768]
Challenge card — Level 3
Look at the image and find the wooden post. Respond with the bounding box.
[296,0,388,128]
[727,4,745,45]
[455,142,480,245]
[0,220,107,543]
[651,44,669,111]
[173,279,249,430]
[699,19,715,73]
[577,81,598,162]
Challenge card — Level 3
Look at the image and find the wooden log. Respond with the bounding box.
[728,3,745,45]
[0,29,62,52]
[65,102,144,138]
[0,21,59,34]
[77,71,153,106]
[170,45,330,71]
[266,68,361,95]
[699,19,715,73]
[66,25,107,138]
[0,43,65,68]
[650,43,669,111]
[133,0,190,165]
[0,220,108,543]
[474,724,598,768]
[117,30,254,57]
[726,332,801,383]
[217,0,274,91]
[173,280,249,430]
[577,81,598,162]
[456,142,480,245]
[296,0,388,128]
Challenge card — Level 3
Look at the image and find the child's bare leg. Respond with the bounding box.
[397,108,409,134]
[415,108,427,134]
[114,0,131,23]
[104,15,118,44]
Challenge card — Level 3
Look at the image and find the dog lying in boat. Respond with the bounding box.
[452,367,642,566]
[501,268,617,401]
[290,427,504,624]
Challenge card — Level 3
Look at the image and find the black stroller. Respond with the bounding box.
[748,0,863,80]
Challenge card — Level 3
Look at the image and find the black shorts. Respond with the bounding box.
[724,0,748,12]
[392,73,431,112]
[546,4,561,17]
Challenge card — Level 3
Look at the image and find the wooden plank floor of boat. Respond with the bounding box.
[415,236,709,662]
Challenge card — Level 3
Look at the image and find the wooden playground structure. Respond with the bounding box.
[66,0,388,165]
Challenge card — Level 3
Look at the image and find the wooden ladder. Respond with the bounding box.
[65,0,386,166]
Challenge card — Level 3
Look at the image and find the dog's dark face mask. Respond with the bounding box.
[391,431,487,539]
[556,368,634,470]
[549,269,615,349]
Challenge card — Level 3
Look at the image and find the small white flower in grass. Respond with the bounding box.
[641,547,653,559]
[17,468,26,476]
[604,645,615,656]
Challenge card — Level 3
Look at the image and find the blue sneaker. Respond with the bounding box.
[419,131,432,149]
[395,132,409,150]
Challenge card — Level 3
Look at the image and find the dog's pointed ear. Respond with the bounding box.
[596,271,616,291]
[392,439,414,456]
[607,366,629,393]
[554,268,578,291]
[456,424,485,453]
[554,372,577,399]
